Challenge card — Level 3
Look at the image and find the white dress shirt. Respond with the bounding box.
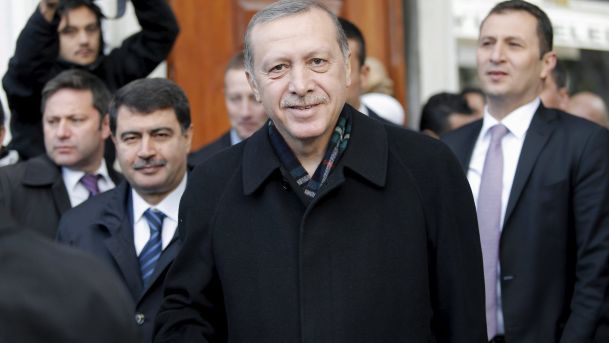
[230,128,242,146]
[131,173,187,256]
[62,160,115,207]
[467,97,539,334]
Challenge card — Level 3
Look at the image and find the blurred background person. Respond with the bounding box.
[2,0,179,160]
[461,87,486,118]
[0,207,139,343]
[0,99,19,167]
[189,52,267,165]
[567,91,609,127]
[339,17,399,126]
[420,92,479,138]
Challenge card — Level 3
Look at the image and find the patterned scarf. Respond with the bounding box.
[269,110,352,199]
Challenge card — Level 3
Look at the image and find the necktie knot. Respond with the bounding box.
[80,173,101,197]
[143,208,166,234]
[489,124,509,144]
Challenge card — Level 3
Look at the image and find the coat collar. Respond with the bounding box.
[21,154,62,186]
[242,104,388,195]
[20,154,71,214]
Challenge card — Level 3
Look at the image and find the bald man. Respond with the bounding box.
[567,92,609,127]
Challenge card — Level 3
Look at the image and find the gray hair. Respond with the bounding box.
[243,0,349,76]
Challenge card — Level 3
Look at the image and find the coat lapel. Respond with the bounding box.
[503,106,555,226]
[99,183,143,299]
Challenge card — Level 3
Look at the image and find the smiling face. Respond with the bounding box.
[477,10,555,116]
[224,68,267,140]
[113,107,191,204]
[43,88,109,173]
[58,6,101,66]
[246,8,350,152]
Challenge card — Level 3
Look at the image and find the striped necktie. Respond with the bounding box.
[140,208,166,288]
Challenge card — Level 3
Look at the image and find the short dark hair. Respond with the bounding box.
[338,17,366,68]
[461,87,485,100]
[41,69,111,121]
[551,59,568,89]
[420,92,473,135]
[58,0,104,26]
[108,78,191,135]
[225,51,246,75]
[483,0,553,57]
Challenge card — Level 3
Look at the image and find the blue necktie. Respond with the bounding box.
[140,209,165,288]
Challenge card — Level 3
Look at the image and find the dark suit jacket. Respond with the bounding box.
[188,131,232,166]
[57,181,182,343]
[442,104,609,343]
[367,105,396,126]
[154,105,487,342]
[0,207,140,343]
[0,154,122,239]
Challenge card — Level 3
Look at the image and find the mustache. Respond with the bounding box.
[280,95,328,108]
[132,159,167,170]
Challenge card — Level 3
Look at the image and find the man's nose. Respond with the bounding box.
[56,119,71,138]
[137,135,156,159]
[288,66,314,96]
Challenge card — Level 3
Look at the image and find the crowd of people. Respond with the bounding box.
[1,0,609,342]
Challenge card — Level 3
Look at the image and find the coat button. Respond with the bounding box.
[134,312,145,325]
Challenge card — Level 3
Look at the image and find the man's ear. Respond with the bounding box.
[246,71,261,102]
[101,114,111,140]
[540,51,557,80]
[359,63,370,90]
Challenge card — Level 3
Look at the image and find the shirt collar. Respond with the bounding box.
[62,160,112,191]
[358,103,369,116]
[230,128,242,145]
[131,172,188,223]
[481,97,539,140]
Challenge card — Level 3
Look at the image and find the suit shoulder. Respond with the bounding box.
[58,188,118,233]
[189,132,231,166]
[385,125,458,162]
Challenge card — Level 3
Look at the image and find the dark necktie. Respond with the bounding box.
[477,124,509,339]
[80,174,101,198]
[139,209,166,288]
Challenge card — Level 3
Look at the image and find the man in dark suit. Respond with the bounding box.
[0,69,121,239]
[0,207,140,342]
[338,17,395,126]
[154,1,487,342]
[189,52,267,165]
[57,78,192,343]
[442,1,609,342]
